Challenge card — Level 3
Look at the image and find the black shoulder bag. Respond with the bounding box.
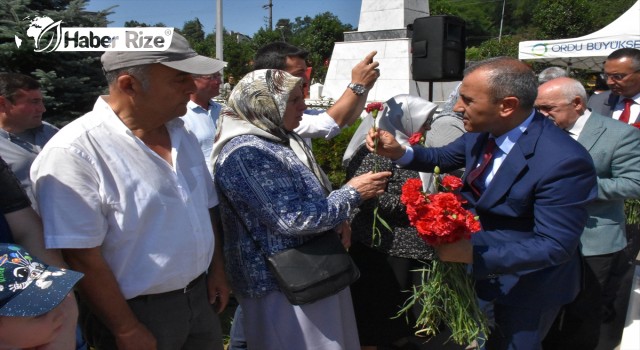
[220,176,359,305]
[266,231,360,305]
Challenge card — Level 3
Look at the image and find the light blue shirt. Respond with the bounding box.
[482,111,534,187]
[0,121,58,203]
[180,100,221,175]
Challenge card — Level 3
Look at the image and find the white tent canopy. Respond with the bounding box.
[518,0,640,71]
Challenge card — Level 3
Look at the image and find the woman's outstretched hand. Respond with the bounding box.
[346,171,392,201]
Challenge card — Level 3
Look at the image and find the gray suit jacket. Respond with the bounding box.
[587,91,640,121]
[577,112,640,255]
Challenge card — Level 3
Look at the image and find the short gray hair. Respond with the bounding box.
[104,65,151,91]
[538,66,567,84]
[558,78,588,104]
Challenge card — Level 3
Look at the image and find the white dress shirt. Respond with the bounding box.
[296,109,341,142]
[180,99,221,174]
[31,97,216,299]
[565,109,591,140]
[612,92,640,124]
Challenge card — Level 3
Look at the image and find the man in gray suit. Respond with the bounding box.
[587,47,640,349]
[538,77,640,350]
[587,48,640,122]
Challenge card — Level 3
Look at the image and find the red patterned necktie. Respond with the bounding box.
[618,98,634,124]
[467,138,497,197]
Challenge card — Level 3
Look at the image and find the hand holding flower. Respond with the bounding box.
[435,239,473,263]
[408,131,425,146]
[364,101,391,246]
[366,128,406,160]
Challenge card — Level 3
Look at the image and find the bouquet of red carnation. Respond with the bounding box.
[397,170,489,346]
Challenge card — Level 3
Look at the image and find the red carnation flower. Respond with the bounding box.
[365,102,384,114]
[441,175,463,191]
[409,131,424,145]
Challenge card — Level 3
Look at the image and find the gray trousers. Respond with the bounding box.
[80,275,223,350]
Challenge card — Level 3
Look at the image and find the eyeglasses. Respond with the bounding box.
[193,73,222,81]
[603,70,640,82]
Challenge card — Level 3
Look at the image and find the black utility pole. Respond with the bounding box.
[263,0,273,30]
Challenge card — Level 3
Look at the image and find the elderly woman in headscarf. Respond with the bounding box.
[211,69,390,350]
[342,94,465,350]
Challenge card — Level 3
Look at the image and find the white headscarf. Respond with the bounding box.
[210,69,332,192]
[342,94,439,192]
[343,94,438,166]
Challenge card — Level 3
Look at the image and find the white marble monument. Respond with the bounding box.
[321,0,459,105]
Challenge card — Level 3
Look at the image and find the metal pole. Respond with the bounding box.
[499,0,505,42]
[216,0,223,62]
[263,0,273,30]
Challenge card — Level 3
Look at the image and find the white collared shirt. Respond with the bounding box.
[565,109,591,140]
[296,109,341,142]
[31,96,216,299]
[612,92,640,124]
[180,99,221,174]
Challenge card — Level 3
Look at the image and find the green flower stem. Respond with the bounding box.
[370,110,389,247]
[395,260,490,346]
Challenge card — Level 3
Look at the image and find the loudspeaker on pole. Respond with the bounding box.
[411,15,466,82]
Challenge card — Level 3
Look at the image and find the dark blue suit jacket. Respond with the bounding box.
[406,113,597,308]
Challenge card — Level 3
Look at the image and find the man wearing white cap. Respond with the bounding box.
[31,32,229,350]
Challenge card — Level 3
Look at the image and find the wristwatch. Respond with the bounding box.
[348,82,366,96]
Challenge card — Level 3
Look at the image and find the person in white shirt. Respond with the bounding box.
[254,42,380,143]
[181,69,224,173]
[31,32,230,350]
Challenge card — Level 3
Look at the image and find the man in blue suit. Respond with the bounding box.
[541,77,640,349]
[366,57,597,350]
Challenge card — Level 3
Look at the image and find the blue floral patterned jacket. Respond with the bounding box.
[215,134,361,298]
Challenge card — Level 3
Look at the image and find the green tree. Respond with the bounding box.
[221,31,254,79]
[466,35,521,61]
[430,0,499,46]
[250,26,283,51]
[312,120,360,187]
[291,12,352,84]
[532,0,593,39]
[181,18,205,44]
[0,0,112,125]
[274,18,292,42]
[587,0,636,30]
[124,20,166,27]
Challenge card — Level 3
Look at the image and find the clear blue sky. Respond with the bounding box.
[84,0,362,37]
